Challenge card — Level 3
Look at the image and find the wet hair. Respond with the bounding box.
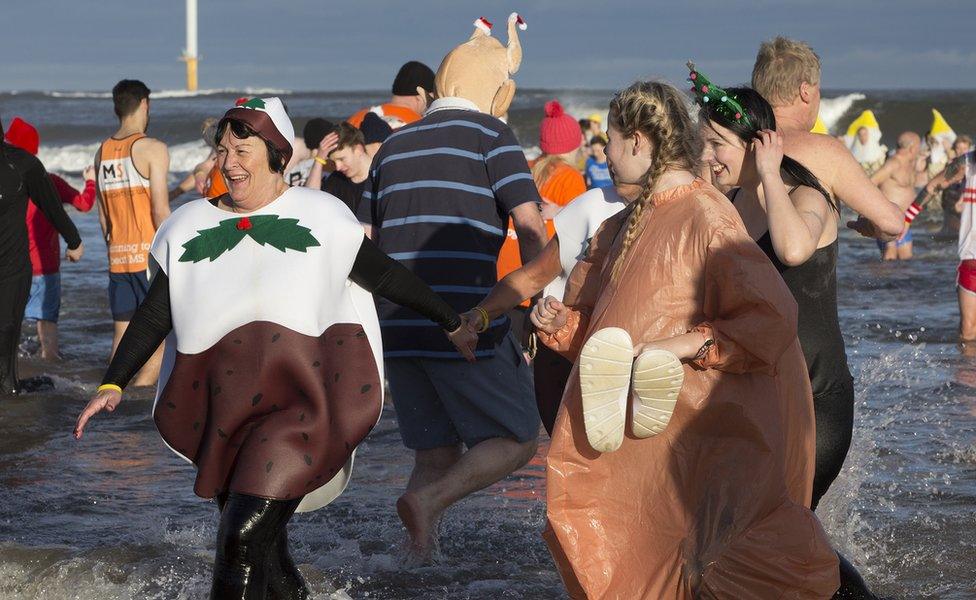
[200,117,219,149]
[699,86,836,213]
[215,118,286,173]
[330,122,366,157]
[751,37,821,107]
[607,81,702,280]
[112,79,151,119]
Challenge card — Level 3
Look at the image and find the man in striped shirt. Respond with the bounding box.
[357,95,547,560]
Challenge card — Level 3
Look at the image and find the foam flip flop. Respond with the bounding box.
[631,348,683,438]
[578,327,633,453]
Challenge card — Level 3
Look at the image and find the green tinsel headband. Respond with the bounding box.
[686,61,753,129]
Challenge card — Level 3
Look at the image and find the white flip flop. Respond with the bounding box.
[578,327,633,453]
[631,348,683,438]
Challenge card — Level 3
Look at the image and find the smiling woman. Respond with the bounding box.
[73,97,479,600]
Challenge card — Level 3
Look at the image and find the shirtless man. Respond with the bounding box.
[752,37,903,242]
[94,80,170,386]
[871,132,921,260]
[752,36,902,600]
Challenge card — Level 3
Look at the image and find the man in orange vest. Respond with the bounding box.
[347,61,435,130]
[93,79,171,386]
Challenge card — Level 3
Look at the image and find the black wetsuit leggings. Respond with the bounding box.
[212,492,309,600]
[811,377,856,511]
[0,270,31,394]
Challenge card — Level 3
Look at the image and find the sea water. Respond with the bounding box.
[0,89,974,599]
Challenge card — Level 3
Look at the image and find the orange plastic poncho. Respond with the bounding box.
[539,179,839,599]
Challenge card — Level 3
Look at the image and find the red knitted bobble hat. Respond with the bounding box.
[539,100,581,155]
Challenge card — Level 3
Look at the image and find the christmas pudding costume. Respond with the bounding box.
[99,98,465,597]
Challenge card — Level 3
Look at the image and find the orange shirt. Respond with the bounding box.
[497,160,586,304]
[205,163,228,198]
[96,134,157,273]
[347,104,422,130]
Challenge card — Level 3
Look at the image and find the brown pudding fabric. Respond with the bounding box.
[538,179,839,599]
[154,321,380,501]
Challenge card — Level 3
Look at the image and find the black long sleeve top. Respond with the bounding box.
[0,143,82,279]
[101,235,462,389]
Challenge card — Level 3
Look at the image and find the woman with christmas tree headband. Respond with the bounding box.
[693,62,887,599]
[528,80,839,597]
[73,97,477,599]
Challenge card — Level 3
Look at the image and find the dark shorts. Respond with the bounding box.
[387,332,539,450]
[108,271,150,321]
[24,273,61,322]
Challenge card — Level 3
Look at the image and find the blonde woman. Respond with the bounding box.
[530,81,839,598]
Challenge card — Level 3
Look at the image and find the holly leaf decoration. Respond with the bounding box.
[240,98,266,110]
[179,215,320,263]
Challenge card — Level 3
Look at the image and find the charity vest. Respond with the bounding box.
[97,133,156,273]
[958,152,976,260]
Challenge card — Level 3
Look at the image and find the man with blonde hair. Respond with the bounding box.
[752,36,903,242]
[753,37,899,600]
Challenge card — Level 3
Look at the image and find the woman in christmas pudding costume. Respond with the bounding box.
[530,81,840,598]
[74,97,476,599]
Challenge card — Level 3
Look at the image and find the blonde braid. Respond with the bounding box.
[606,81,702,282]
[609,184,651,281]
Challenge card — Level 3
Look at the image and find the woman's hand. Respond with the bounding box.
[529,296,569,334]
[446,320,478,363]
[74,387,123,439]
[634,331,709,362]
[753,129,784,180]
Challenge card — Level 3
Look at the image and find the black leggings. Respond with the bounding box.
[0,270,31,394]
[811,377,855,511]
[212,493,309,600]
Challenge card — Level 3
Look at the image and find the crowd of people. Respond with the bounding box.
[2,13,974,599]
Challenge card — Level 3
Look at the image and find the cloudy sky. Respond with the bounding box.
[2,0,974,92]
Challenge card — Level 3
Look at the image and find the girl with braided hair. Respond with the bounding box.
[530,81,839,598]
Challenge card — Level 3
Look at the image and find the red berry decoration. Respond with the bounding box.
[690,72,698,80]
[735,113,742,120]
[236,217,252,231]
[702,85,709,93]
[235,97,249,106]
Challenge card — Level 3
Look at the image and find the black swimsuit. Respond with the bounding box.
[733,189,854,510]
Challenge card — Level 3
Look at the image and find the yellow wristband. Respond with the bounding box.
[97,384,123,394]
[473,306,490,333]
[313,156,329,166]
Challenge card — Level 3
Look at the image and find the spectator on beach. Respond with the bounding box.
[94,79,170,387]
[5,117,95,361]
[347,61,435,130]
[496,100,585,344]
[315,117,391,214]
[584,136,613,189]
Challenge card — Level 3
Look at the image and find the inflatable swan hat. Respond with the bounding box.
[434,13,527,117]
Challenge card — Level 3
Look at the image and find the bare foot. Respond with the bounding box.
[396,492,435,564]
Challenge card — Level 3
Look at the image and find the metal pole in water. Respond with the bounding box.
[183,0,199,91]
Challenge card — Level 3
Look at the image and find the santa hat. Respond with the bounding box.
[220,97,295,165]
[4,116,39,155]
[539,100,580,155]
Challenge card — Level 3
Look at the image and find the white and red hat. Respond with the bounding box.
[219,97,295,165]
